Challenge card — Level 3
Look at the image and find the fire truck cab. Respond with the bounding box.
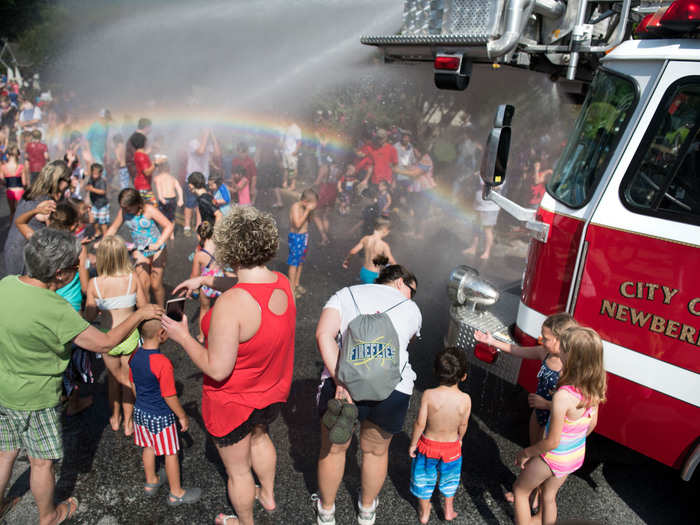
[363,0,700,479]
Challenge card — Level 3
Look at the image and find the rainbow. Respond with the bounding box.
[61,106,479,225]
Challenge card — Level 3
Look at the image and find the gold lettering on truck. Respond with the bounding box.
[689,298,700,316]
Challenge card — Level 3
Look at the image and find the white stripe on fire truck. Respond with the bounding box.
[516,301,700,407]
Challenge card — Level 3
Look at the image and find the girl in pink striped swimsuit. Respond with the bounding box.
[512,326,607,525]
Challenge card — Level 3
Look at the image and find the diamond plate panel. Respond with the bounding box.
[445,291,522,384]
[401,0,501,37]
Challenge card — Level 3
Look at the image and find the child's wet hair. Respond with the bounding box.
[49,202,79,231]
[197,221,214,247]
[542,312,577,339]
[374,216,391,231]
[434,347,468,386]
[558,326,607,407]
[31,129,42,140]
[96,235,133,276]
[6,145,20,160]
[91,163,104,174]
[301,188,318,202]
[138,317,162,340]
[118,188,143,209]
[130,132,146,150]
[188,171,206,189]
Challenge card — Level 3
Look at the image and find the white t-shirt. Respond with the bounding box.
[283,123,301,155]
[321,284,422,396]
[474,182,500,212]
[187,138,214,181]
[394,142,416,168]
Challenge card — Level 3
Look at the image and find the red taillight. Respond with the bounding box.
[660,0,700,32]
[474,343,499,364]
[434,55,461,71]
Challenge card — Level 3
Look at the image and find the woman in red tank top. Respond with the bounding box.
[164,207,295,525]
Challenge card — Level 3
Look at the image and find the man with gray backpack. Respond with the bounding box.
[313,265,422,525]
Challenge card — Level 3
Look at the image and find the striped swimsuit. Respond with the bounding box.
[541,385,595,477]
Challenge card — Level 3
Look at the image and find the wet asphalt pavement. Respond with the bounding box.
[0,186,696,525]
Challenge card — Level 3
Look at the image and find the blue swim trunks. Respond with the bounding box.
[359,266,378,284]
[410,436,462,499]
[287,232,309,266]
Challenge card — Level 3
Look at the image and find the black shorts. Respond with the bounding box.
[160,197,177,223]
[316,378,410,435]
[210,402,283,447]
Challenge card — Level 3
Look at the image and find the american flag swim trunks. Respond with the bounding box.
[133,407,179,456]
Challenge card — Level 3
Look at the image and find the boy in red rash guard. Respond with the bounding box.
[129,319,201,506]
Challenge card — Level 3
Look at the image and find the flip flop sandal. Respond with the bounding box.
[143,468,167,497]
[167,487,202,506]
[255,485,277,514]
[214,513,239,524]
[55,497,79,524]
[321,398,343,430]
[329,401,358,444]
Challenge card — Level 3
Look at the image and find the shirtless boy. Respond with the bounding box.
[409,347,471,523]
[342,216,396,284]
[113,134,130,189]
[288,188,317,297]
[153,158,183,238]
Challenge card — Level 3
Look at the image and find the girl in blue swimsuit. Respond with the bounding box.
[106,188,174,306]
[474,312,577,503]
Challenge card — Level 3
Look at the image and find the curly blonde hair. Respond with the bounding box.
[214,206,278,269]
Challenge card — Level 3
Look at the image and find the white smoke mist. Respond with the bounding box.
[50,0,402,112]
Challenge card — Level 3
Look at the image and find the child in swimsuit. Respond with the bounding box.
[106,188,174,306]
[190,221,224,343]
[1,145,26,219]
[84,235,148,436]
[153,159,183,238]
[409,347,471,523]
[475,312,577,503]
[287,188,317,297]
[342,216,396,284]
[513,326,606,525]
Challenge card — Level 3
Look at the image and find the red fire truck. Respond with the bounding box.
[362,0,699,479]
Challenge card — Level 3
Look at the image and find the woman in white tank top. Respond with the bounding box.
[85,236,147,436]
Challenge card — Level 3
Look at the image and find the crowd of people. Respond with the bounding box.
[0,78,607,525]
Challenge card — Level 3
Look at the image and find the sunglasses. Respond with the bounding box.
[406,283,416,299]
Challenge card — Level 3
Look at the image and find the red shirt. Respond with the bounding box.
[368,143,398,184]
[25,141,48,173]
[201,272,296,437]
[133,150,153,191]
[231,155,257,184]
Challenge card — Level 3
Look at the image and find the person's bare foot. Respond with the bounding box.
[124,418,134,437]
[444,507,459,521]
[462,247,477,256]
[47,497,78,525]
[109,414,122,432]
[418,502,431,524]
[480,251,490,260]
[255,485,276,512]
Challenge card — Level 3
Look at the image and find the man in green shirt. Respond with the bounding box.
[0,229,162,524]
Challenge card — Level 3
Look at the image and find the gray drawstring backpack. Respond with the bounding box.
[336,287,408,402]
